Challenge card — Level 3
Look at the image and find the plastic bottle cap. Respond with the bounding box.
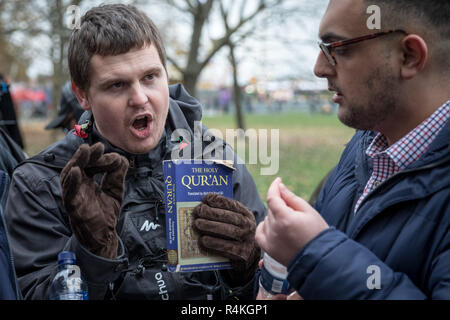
[57,251,76,265]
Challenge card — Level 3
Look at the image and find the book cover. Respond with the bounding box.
[163,159,234,272]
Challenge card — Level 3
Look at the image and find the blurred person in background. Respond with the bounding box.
[45,82,84,133]
[0,73,24,149]
[0,74,27,177]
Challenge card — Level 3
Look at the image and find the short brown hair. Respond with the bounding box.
[68,4,167,92]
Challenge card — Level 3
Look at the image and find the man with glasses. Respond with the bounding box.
[256,0,449,299]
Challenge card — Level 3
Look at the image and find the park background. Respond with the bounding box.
[0,0,355,201]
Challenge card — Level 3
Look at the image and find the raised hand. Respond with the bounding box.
[60,143,129,259]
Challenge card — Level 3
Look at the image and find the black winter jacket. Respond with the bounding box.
[5,84,266,300]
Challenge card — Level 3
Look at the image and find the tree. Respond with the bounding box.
[227,41,245,130]
[0,0,83,107]
[47,0,84,113]
[0,0,37,81]
[0,0,147,115]
[219,1,251,131]
[154,0,326,129]
[161,0,286,98]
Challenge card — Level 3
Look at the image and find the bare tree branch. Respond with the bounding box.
[198,0,270,73]
[185,0,197,13]
[219,1,229,31]
[167,55,184,73]
[156,0,324,97]
[166,0,193,15]
[238,0,247,21]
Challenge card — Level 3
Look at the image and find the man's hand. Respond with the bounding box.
[192,194,260,285]
[255,178,329,266]
[60,143,129,259]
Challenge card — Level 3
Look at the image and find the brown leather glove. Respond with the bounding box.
[60,143,129,259]
[192,193,260,286]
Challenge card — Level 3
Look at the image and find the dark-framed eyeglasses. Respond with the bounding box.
[318,29,407,66]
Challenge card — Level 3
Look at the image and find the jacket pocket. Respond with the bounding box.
[119,199,167,259]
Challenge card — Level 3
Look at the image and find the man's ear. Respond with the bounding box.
[71,81,91,110]
[400,35,428,80]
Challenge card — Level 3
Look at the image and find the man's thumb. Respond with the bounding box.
[279,183,311,212]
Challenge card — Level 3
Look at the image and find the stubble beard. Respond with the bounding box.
[338,64,398,132]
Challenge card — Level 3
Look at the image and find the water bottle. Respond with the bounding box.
[49,251,88,300]
[259,252,291,298]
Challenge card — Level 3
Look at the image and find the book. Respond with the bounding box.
[163,159,235,273]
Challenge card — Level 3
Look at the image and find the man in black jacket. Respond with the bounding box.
[45,82,84,133]
[5,4,266,300]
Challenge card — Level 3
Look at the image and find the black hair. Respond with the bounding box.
[364,0,450,74]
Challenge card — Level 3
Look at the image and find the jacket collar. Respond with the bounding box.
[407,120,450,169]
[357,119,449,177]
[348,121,450,239]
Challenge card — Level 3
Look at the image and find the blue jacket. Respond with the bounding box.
[0,170,20,299]
[287,122,450,299]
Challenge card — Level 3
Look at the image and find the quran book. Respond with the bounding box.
[163,159,234,272]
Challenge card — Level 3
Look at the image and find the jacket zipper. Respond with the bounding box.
[129,156,136,169]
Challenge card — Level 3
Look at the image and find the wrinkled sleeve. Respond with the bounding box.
[287,227,437,299]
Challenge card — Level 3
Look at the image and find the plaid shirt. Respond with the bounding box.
[354,101,450,213]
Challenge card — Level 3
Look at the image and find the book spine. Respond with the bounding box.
[163,161,177,271]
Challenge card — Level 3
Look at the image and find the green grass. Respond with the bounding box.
[202,112,347,130]
[202,112,355,202]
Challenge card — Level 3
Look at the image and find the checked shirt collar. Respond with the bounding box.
[354,100,450,213]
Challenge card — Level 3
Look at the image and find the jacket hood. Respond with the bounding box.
[167,83,202,129]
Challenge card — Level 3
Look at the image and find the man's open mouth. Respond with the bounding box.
[130,113,153,139]
[133,115,150,131]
